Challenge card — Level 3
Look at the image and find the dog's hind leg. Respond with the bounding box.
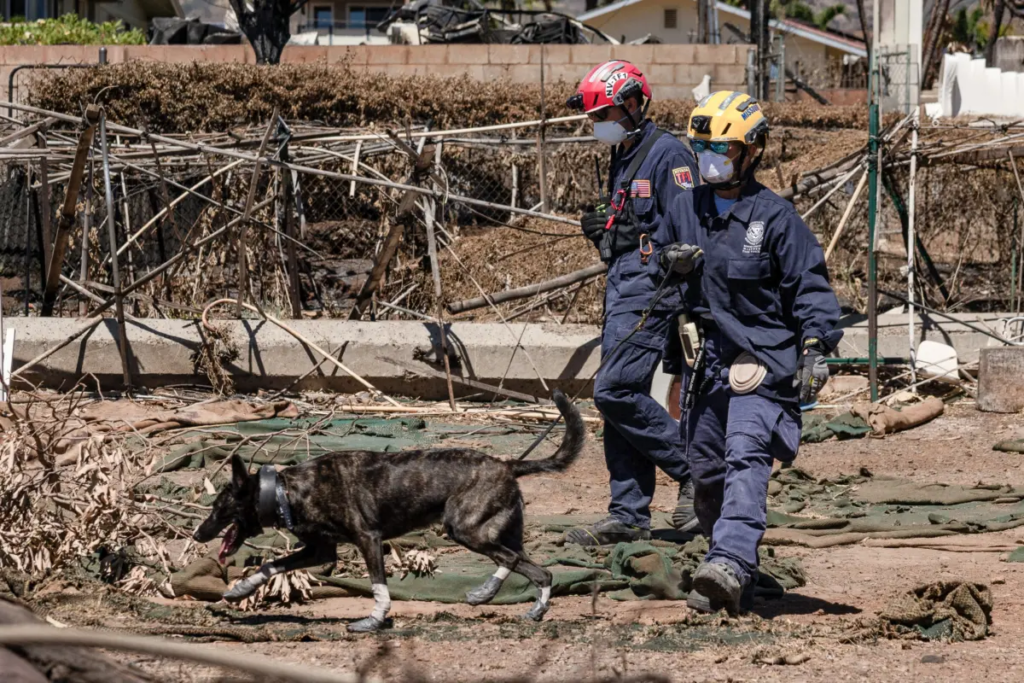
[464,548,518,606]
[348,531,390,633]
[512,553,554,622]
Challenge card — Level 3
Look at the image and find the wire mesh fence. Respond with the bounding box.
[0,120,603,318]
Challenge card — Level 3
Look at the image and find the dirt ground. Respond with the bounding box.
[49,401,1024,682]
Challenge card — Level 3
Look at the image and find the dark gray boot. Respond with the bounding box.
[564,516,651,547]
[671,480,701,533]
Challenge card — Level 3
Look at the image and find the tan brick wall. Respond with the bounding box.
[1,43,750,104]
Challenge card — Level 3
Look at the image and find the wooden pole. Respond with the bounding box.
[824,169,868,262]
[79,161,92,317]
[37,157,51,272]
[424,194,457,411]
[237,113,277,317]
[41,104,100,316]
[99,111,131,389]
[1009,151,1024,309]
[448,263,608,314]
[537,44,549,213]
[283,163,301,318]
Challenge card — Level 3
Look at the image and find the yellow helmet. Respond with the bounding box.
[687,90,769,147]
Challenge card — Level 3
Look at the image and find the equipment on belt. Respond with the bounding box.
[676,312,701,369]
[729,352,767,394]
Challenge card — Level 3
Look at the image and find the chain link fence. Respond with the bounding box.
[0,123,603,317]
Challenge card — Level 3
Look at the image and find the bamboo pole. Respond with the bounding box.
[41,105,100,316]
[237,113,277,317]
[423,195,457,411]
[449,263,608,314]
[99,111,131,389]
[824,169,868,262]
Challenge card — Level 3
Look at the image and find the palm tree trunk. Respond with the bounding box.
[985,0,1007,66]
[855,0,871,57]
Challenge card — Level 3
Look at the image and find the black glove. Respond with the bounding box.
[793,339,829,404]
[581,206,608,246]
[659,242,703,276]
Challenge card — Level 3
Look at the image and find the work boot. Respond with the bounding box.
[687,578,755,614]
[670,480,701,533]
[564,516,651,547]
[692,561,745,616]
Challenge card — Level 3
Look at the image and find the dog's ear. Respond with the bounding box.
[231,454,249,492]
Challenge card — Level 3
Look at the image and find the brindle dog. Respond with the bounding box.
[193,390,584,632]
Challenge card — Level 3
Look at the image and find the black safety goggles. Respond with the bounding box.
[689,139,731,154]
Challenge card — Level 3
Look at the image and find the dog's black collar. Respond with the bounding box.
[257,465,294,531]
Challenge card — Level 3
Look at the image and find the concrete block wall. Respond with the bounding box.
[0,43,750,104]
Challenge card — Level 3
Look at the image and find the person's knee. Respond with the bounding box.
[724,432,773,468]
[593,381,633,417]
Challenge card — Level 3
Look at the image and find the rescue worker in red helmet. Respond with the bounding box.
[563,60,701,546]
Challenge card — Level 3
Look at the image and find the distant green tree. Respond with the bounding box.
[0,14,145,45]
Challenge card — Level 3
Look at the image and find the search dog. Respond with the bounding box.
[193,390,584,632]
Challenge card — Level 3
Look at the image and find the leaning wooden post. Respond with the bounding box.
[99,109,132,389]
[424,186,457,411]
[237,112,277,317]
[38,157,51,273]
[41,104,100,316]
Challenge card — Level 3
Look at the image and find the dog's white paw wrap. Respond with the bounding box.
[347,615,385,633]
[523,586,552,622]
[222,563,281,602]
[371,583,391,622]
[494,566,511,580]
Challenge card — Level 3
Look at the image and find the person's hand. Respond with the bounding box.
[794,339,829,403]
[581,206,608,245]
[659,243,703,276]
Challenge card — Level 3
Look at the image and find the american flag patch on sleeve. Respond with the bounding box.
[630,180,652,197]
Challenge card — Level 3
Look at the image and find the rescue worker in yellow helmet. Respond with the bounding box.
[658,91,842,614]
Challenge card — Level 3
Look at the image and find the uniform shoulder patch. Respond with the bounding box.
[672,167,694,190]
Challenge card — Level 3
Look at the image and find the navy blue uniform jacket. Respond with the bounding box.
[662,181,843,402]
[604,120,698,316]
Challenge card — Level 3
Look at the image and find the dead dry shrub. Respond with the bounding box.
[29,62,872,135]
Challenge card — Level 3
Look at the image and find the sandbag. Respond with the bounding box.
[850,397,944,436]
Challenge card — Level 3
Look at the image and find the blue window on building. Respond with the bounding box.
[313,6,333,29]
[348,6,389,29]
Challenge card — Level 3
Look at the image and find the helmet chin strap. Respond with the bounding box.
[621,99,651,143]
[705,145,764,191]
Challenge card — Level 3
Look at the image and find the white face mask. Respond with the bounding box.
[698,151,736,183]
[593,120,629,146]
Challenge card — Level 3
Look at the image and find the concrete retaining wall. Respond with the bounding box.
[5,318,602,398]
[2,44,750,103]
[5,312,1019,398]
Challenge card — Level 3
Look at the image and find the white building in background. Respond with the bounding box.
[577,0,865,86]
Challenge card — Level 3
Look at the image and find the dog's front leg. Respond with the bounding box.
[223,540,336,603]
[349,531,390,633]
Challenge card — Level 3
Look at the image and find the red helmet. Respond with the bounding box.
[567,60,652,114]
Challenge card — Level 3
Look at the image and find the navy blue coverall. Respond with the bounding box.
[662,181,842,586]
[595,120,699,529]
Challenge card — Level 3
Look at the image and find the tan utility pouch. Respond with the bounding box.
[729,351,767,394]
[677,313,701,368]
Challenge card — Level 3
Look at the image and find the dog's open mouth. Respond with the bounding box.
[218,524,241,564]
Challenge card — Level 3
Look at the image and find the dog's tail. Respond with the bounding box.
[510,390,585,478]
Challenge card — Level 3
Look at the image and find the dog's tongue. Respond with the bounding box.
[218,524,237,565]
